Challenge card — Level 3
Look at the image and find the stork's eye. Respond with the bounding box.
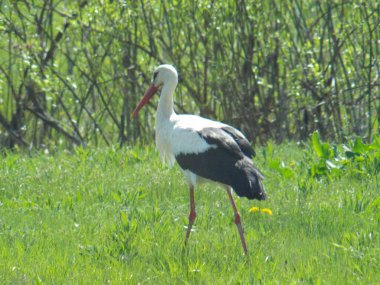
[153,71,158,82]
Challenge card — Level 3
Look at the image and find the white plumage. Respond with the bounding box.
[157,114,226,166]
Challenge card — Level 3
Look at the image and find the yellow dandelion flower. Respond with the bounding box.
[260,208,273,215]
[249,206,260,213]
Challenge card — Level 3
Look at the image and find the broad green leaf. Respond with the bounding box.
[353,137,368,154]
[311,131,323,158]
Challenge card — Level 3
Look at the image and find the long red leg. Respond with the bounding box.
[185,185,196,245]
[226,187,248,255]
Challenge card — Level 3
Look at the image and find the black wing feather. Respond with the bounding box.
[199,126,255,158]
[220,126,256,158]
[199,127,243,159]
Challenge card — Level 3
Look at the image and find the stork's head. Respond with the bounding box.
[132,64,178,118]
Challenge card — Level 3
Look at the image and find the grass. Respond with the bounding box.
[0,143,379,284]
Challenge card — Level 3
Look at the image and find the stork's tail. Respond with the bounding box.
[232,159,267,200]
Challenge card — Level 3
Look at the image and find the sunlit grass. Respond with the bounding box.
[0,143,379,284]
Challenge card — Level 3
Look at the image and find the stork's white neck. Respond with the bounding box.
[156,76,178,121]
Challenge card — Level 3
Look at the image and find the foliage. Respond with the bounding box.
[308,131,380,179]
[0,141,379,283]
[264,132,380,195]
[0,0,379,149]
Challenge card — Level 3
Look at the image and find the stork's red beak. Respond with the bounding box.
[132,85,159,118]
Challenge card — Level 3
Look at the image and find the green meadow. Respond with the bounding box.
[0,135,379,284]
[1,1,379,283]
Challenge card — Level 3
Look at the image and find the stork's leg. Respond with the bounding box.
[226,187,248,255]
[185,185,196,245]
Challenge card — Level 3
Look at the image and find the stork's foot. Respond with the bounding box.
[185,210,196,245]
[185,185,196,245]
[234,212,248,256]
[226,187,249,256]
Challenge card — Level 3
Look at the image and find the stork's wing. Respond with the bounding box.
[200,126,256,159]
[220,126,256,158]
[174,126,264,200]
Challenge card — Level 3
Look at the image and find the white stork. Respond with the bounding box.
[132,64,266,255]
